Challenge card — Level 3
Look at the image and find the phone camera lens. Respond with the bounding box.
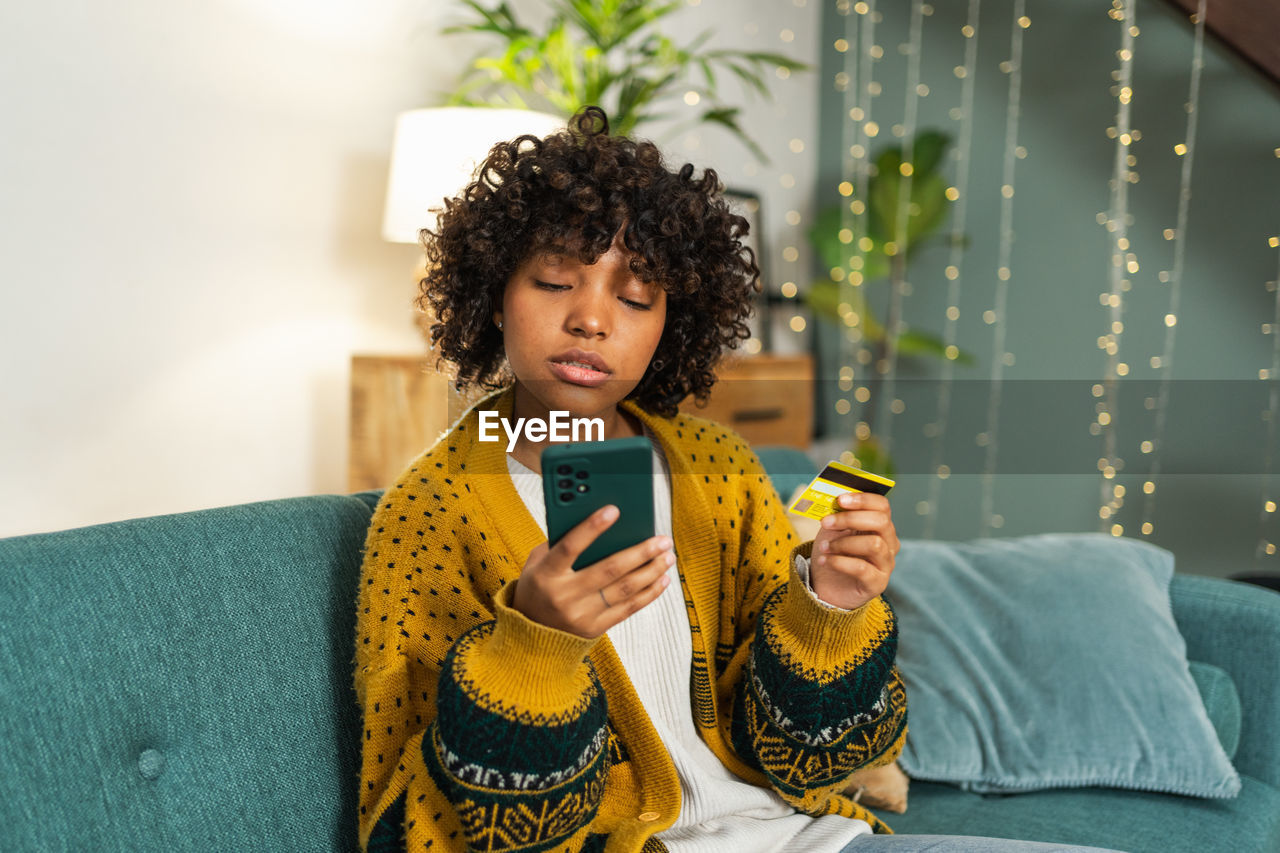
[559,492,574,503]
[557,478,572,489]
[575,470,589,479]
[576,483,589,493]
[556,464,571,475]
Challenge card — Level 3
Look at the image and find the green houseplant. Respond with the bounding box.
[805,130,973,472]
[441,0,807,162]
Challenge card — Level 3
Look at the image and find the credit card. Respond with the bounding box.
[787,460,895,521]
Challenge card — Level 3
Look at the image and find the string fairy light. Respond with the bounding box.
[979,0,1029,536]
[828,0,868,449]
[687,25,748,349]
[1260,245,1280,559]
[841,0,881,468]
[833,0,862,456]
[778,13,810,349]
[1096,0,1138,537]
[1139,0,1205,539]
[922,0,981,539]
[875,0,928,461]
[736,5,813,354]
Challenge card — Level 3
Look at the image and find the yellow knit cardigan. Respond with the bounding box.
[354,387,907,853]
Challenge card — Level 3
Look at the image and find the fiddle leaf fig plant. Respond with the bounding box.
[807,130,972,364]
[442,0,809,162]
[804,129,974,470]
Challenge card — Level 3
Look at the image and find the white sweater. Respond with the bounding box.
[506,435,871,853]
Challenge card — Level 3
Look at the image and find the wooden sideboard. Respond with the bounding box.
[680,353,813,448]
[348,353,814,491]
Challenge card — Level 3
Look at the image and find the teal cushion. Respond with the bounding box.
[891,533,1241,798]
[1188,661,1242,760]
[0,495,371,852]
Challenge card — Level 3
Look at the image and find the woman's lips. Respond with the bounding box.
[548,359,612,387]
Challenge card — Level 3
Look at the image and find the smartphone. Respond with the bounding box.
[541,436,656,571]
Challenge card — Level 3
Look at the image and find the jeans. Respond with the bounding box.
[844,836,1124,852]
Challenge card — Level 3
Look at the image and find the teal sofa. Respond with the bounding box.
[2,458,1277,852]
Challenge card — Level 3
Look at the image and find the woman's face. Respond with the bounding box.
[496,231,668,424]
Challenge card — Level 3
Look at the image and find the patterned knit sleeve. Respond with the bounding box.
[721,450,908,818]
[427,585,611,848]
[355,488,610,853]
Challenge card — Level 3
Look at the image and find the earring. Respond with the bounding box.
[496,320,503,330]
[651,358,664,371]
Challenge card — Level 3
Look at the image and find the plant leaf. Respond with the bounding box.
[807,206,848,271]
[804,277,846,321]
[697,57,718,90]
[700,106,769,163]
[720,61,769,97]
[905,172,949,247]
[895,328,975,365]
[442,0,530,39]
[806,205,892,282]
[705,49,810,72]
[439,0,808,164]
[910,130,950,176]
[869,147,904,243]
[803,279,885,340]
[861,251,891,283]
[853,436,895,479]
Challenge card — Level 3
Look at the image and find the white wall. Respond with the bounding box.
[0,0,819,537]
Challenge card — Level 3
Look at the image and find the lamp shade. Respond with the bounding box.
[380,107,566,244]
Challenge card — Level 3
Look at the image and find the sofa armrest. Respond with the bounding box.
[1170,574,1280,787]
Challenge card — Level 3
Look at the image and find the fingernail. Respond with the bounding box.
[815,555,826,566]
[840,493,858,507]
[662,575,672,587]
[819,539,829,552]
[821,516,834,528]
[601,505,619,522]
[665,551,676,566]
[657,536,673,550]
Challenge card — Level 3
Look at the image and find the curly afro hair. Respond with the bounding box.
[419,105,760,418]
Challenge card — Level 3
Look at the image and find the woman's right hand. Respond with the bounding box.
[512,505,675,638]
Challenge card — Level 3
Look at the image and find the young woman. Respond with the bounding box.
[354,107,1116,853]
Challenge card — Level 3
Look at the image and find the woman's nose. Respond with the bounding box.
[565,289,610,338]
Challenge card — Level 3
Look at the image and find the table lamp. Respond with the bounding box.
[381,106,566,244]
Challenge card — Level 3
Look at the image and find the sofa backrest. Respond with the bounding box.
[0,494,377,853]
[4,452,1272,851]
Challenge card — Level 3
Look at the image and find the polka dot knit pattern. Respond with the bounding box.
[354,386,907,853]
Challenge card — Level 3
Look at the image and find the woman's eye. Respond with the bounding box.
[534,280,569,291]
[622,298,652,310]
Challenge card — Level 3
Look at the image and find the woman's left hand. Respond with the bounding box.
[809,491,900,611]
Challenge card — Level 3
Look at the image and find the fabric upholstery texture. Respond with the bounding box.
[0,496,370,852]
[889,533,1240,798]
[872,777,1280,853]
[1186,661,1241,760]
[1169,574,1280,788]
